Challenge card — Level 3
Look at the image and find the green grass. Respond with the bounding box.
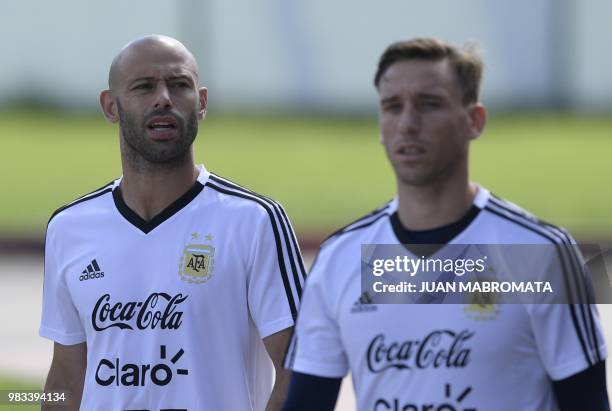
[471,115,612,237]
[1,109,611,240]
[0,377,41,411]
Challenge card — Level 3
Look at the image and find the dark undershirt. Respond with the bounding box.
[282,206,609,411]
[390,205,481,255]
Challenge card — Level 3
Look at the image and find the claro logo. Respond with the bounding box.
[95,345,188,387]
[375,384,476,411]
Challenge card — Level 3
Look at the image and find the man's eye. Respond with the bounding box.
[383,104,402,113]
[172,82,190,88]
[421,99,441,108]
[133,84,152,90]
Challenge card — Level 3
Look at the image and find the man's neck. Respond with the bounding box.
[396,176,477,231]
[119,158,199,221]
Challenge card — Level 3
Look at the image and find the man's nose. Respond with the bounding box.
[398,106,420,135]
[153,84,172,109]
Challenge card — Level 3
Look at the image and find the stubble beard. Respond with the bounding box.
[117,101,198,172]
[393,152,465,189]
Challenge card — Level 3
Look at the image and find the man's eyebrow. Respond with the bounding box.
[380,95,401,105]
[167,75,195,83]
[127,74,194,86]
[127,77,156,86]
[415,91,446,99]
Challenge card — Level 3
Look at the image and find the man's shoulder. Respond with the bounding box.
[316,199,395,260]
[204,172,290,221]
[482,191,575,244]
[304,202,393,294]
[47,180,116,229]
[324,199,394,243]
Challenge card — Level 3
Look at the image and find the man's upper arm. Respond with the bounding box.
[39,222,86,344]
[528,240,607,380]
[247,205,305,338]
[264,327,294,369]
[43,342,87,410]
[284,246,350,379]
[46,342,87,382]
[263,325,294,411]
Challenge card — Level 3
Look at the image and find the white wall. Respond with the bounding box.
[0,1,179,108]
[1,0,610,112]
[207,0,557,111]
[571,0,612,110]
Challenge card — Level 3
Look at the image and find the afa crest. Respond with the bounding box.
[179,244,215,284]
[464,300,499,321]
[464,278,499,320]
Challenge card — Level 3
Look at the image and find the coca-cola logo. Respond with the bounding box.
[91,292,188,331]
[366,330,473,373]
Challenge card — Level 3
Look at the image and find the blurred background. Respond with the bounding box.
[1,0,611,409]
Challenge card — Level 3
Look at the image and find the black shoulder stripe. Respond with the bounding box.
[48,181,115,225]
[209,174,306,284]
[323,203,392,246]
[209,174,307,298]
[206,181,299,320]
[335,211,389,237]
[489,198,599,359]
[542,223,601,363]
[586,304,602,362]
[208,177,307,301]
[337,202,391,233]
[485,202,595,366]
[489,196,546,227]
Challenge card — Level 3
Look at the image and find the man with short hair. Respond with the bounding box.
[282,38,608,410]
[40,35,305,411]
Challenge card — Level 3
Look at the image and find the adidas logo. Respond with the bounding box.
[351,291,377,313]
[79,259,105,281]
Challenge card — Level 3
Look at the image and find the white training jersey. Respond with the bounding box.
[286,186,606,411]
[40,165,305,411]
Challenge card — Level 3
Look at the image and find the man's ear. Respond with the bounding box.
[468,103,487,140]
[100,90,119,123]
[197,87,208,120]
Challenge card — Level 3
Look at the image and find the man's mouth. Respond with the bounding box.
[146,116,179,140]
[396,144,427,162]
[398,146,425,155]
[148,122,176,130]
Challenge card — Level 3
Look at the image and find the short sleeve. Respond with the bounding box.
[529,303,606,380]
[39,223,86,345]
[284,249,350,378]
[247,204,305,339]
[528,242,607,380]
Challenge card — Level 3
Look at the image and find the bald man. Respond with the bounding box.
[40,35,305,411]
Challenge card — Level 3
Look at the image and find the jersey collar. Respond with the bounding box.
[112,165,209,234]
[388,183,490,248]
